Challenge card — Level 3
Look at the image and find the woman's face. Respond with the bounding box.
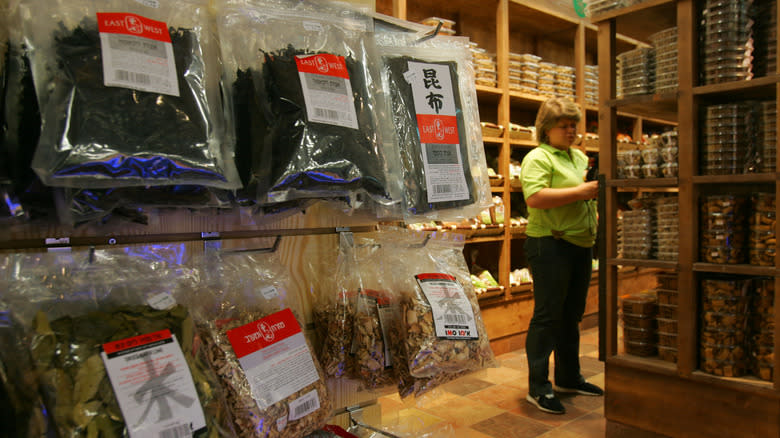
[547,118,578,149]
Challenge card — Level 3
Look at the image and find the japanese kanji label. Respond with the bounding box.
[415,273,478,340]
[97,12,179,96]
[101,329,206,438]
[405,62,470,203]
[226,308,320,410]
[295,53,358,129]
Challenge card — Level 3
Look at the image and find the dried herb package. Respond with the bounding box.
[22,0,239,190]
[217,0,400,209]
[377,34,492,223]
[3,249,234,438]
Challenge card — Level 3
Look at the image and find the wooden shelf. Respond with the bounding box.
[510,283,533,295]
[693,174,778,184]
[692,263,777,277]
[467,235,505,244]
[607,93,678,123]
[607,354,679,376]
[483,136,504,144]
[607,178,679,187]
[607,258,679,269]
[689,371,776,396]
[589,0,677,43]
[509,139,536,147]
[509,231,527,240]
[693,75,780,100]
[491,186,504,194]
[509,91,546,112]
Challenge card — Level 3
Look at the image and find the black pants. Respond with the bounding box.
[524,236,593,396]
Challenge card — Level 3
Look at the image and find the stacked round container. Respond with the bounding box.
[700,102,757,175]
[538,61,557,97]
[700,194,748,264]
[622,294,658,357]
[752,278,775,381]
[751,0,776,78]
[700,278,752,377]
[585,0,625,17]
[656,196,679,261]
[617,47,655,97]
[508,53,541,94]
[585,65,599,106]
[641,136,663,178]
[749,193,776,266]
[650,27,678,93]
[619,209,654,259]
[420,16,457,35]
[617,142,642,179]
[760,100,777,172]
[699,0,753,85]
[554,65,576,100]
[471,46,498,88]
[660,130,679,177]
[656,272,679,362]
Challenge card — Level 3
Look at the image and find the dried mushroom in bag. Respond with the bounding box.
[29,304,231,438]
[200,309,331,438]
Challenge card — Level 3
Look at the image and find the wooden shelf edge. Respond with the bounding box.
[509,91,546,104]
[606,354,678,376]
[692,75,780,96]
[692,173,778,184]
[476,84,503,96]
[607,258,679,269]
[689,371,779,398]
[607,178,679,187]
[483,136,505,144]
[510,139,536,147]
[467,234,505,244]
[589,0,676,23]
[510,284,533,294]
[692,263,777,276]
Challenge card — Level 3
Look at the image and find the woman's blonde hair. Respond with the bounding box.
[535,97,582,145]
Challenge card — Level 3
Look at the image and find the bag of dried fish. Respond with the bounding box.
[383,230,497,381]
[191,249,332,438]
[3,249,233,438]
[20,0,240,190]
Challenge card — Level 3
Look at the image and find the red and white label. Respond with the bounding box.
[97,12,179,96]
[97,12,170,42]
[225,309,320,410]
[101,329,206,437]
[405,61,469,203]
[296,53,358,130]
[415,273,478,339]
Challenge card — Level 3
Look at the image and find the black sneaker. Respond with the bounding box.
[526,393,566,414]
[554,381,604,396]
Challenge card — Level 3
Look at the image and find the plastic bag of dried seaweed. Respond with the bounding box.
[2,247,234,438]
[376,32,492,223]
[190,247,332,438]
[216,0,401,210]
[378,229,496,392]
[19,0,240,190]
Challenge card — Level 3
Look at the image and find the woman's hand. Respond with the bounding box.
[578,180,598,200]
[526,180,599,209]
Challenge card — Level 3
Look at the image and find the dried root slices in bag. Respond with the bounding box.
[313,292,355,378]
[29,304,229,438]
[351,288,399,390]
[200,309,331,438]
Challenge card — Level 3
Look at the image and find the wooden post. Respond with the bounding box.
[575,22,587,136]
[392,0,406,20]
[497,0,511,297]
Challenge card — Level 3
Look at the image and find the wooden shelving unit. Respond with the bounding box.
[595,1,780,437]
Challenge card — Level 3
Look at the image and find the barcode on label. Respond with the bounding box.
[288,389,320,421]
[434,185,453,194]
[444,314,468,324]
[116,70,151,86]
[159,424,191,438]
[314,107,343,121]
[294,399,317,417]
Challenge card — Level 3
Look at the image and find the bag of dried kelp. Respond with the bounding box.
[216,0,401,210]
[377,229,496,397]
[19,0,240,190]
[376,32,492,223]
[190,247,332,438]
[2,247,233,438]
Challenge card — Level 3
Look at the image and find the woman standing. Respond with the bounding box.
[520,97,602,415]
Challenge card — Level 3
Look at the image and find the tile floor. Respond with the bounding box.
[377,327,605,438]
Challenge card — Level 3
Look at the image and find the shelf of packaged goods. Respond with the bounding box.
[509,139,536,147]
[607,258,679,270]
[483,136,504,144]
[475,287,504,302]
[589,0,676,43]
[510,283,533,295]
[607,93,678,123]
[692,263,777,277]
[467,234,505,244]
[692,173,778,184]
[693,75,780,100]
[607,354,679,375]
[607,178,679,188]
[616,187,679,193]
[491,186,505,194]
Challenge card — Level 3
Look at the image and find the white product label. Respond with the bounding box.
[134,0,160,7]
[295,54,358,129]
[377,302,400,367]
[405,61,469,203]
[303,21,324,32]
[101,330,206,438]
[147,292,177,310]
[276,416,288,432]
[415,273,478,339]
[97,12,179,96]
[261,286,279,300]
[288,389,321,421]
[226,309,320,410]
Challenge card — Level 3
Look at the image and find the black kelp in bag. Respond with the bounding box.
[22,0,240,189]
[217,0,400,207]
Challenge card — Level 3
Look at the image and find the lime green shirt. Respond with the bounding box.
[520,143,597,247]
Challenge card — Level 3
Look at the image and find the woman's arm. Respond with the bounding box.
[526,181,598,209]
